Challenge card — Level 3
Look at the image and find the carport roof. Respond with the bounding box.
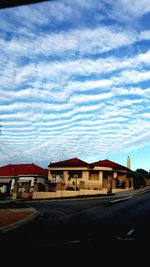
[0,178,12,183]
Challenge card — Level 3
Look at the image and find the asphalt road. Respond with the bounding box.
[1,191,150,253]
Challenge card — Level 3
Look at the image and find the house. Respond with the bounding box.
[48,157,133,191]
[90,159,132,190]
[0,163,48,198]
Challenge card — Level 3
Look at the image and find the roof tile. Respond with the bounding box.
[0,163,48,177]
[49,158,89,168]
[91,159,129,170]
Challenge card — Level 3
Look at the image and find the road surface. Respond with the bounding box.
[1,191,150,252]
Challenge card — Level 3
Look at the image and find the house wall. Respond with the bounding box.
[118,174,126,181]
[48,167,129,191]
[49,169,105,190]
[145,179,150,186]
[89,172,99,180]
[82,171,89,182]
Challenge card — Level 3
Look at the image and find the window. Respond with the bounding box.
[69,171,82,178]
[51,171,63,178]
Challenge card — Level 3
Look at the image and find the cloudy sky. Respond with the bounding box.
[0,0,150,171]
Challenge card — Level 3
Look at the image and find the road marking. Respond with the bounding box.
[126,229,135,236]
[65,240,81,244]
[116,236,135,241]
[116,228,135,240]
[111,196,133,203]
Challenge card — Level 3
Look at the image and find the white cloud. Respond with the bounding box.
[4,48,149,90]
[67,79,113,92]
[115,70,150,84]
[0,26,138,58]
[140,113,150,118]
[0,101,73,112]
[137,49,150,65]
[106,0,150,23]
[0,0,150,167]
[71,91,113,104]
[139,30,150,41]
[118,0,150,17]
[113,87,150,98]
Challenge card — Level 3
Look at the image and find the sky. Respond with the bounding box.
[0,0,150,171]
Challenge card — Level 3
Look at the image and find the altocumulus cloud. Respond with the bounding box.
[0,0,150,169]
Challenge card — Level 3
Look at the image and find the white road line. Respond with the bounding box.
[116,228,135,240]
[126,229,135,236]
[116,236,135,241]
[111,196,133,202]
[65,240,81,244]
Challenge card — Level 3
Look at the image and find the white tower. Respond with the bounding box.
[127,156,131,169]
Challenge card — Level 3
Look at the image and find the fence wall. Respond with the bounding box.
[32,188,132,199]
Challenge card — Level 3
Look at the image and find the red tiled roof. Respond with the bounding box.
[49,158,89,168]
[91,159,129,171]
[0,163,48,177]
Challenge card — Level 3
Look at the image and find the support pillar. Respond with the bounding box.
[25,183,30,193]
[130,178,134,189]
[45,183,50,192]
[33,178,39,192]
[125,178,129,188]
[107,180,112,194]
[99,171,103,189]
[12,180,19,199]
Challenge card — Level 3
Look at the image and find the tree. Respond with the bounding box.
[127,169,148,189]
[136,168,149,179]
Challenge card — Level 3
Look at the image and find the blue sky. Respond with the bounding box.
[0,0,150,171]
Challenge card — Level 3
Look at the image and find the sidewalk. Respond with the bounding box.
[0,200,40,233]
[0,186,150,233]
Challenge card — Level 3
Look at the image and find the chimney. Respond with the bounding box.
[127,156,131,169]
